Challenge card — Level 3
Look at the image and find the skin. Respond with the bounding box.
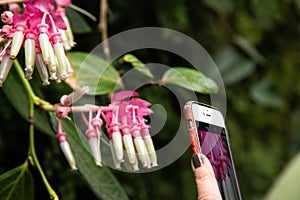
[191,154,222,200]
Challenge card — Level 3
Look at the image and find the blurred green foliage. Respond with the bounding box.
[0,0,300,199]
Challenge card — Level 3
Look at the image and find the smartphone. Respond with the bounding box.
[184,101,242,200]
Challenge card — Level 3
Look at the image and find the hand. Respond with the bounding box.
[191,154,222,200]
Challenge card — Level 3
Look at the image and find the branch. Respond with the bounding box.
[98,0,111,61]
[0,0,23,5]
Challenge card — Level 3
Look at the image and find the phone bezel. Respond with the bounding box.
[191,102,225,128]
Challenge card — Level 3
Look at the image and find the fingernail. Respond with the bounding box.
[192,154,202,168]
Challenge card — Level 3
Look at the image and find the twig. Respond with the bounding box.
[70,4,97,22]
[98,0,111,61]
[0,0,23,5]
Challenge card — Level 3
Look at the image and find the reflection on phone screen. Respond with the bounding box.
[197,122,241,200]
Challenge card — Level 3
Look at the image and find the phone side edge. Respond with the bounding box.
[184,101,201,155]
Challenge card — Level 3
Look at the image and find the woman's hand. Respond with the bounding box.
[191,154,222,200]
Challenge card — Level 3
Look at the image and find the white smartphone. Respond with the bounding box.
[184,101,242,200]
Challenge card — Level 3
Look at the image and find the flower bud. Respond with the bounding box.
[1,11,13,24]
[24,38,35,79]
[0,25,12,37]
[112,130,124,162]
[35,53,50,85]
[9,3,21,14]
[60,86,89,106]
[0,54,13,86]
[10,30,24,59]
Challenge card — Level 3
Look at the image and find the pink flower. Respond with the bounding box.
[0,0,75,87]
[55,90,157,170]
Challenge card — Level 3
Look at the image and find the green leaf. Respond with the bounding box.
[66,8,92,34]
[161,67,218,94]
[2,67,54,136]
[214,46,256,85]
[0,162,34,200]
[121,54,154,78]
[68,51,122,95]
[61,118,129,200]
[250,79,284,108]
[265,152,300,200]
[233,35,265,64]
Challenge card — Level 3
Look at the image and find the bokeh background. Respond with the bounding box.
[1,0,300,199]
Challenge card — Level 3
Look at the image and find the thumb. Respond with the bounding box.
[191,154,222,200]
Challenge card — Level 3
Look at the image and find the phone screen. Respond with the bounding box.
[196,121,241,200]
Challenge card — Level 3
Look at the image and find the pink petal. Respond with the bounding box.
[118,102,128,118]
[12,14,26,27]
[55,0,71,7]
[50,13,67,30]
[129,98,151,108]
[111,90,138,103]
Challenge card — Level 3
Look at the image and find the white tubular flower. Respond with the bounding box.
[37,24,51,64]
[143,134,158,167]
[57,131,77,170]
[122,133,137,164]
[47,41,58,80]
[60,141,77,170]
[110,140,121,169]
[134,136,151,169]
[65,54,73,74]
[112,130,124,162]
[53,41,67,80]
[0,54,13,87]
[89,135,102,167]
[86,127,102,167]
[35,53,50,86]
[62,16,75,49]
[131,126,151,168]
[9,23,25,59]
[24,34,36,79]
[59,29,71,51]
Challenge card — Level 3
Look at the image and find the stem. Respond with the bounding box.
[99,0,111,61]
[14,58,58,199]
[14,60,36,102]
[13,60,56,110]
[27,95,59,200]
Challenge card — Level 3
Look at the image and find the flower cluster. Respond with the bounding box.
[199,130,229,180]
[56,89,158,171]
[0,0,74,86]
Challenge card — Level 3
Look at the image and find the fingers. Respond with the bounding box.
[191,154,222,200]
